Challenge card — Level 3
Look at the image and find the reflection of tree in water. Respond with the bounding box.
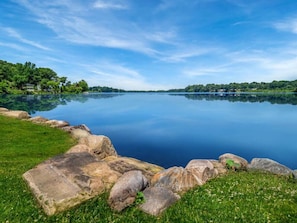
[0,93,122,114]
[172,93,297,105]
[1,93,296,115]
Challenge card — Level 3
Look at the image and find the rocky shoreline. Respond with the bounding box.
[1,107,296,216]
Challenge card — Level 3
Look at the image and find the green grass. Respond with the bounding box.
[1,115,297,222]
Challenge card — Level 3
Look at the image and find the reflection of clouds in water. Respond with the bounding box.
[2,93,297,169]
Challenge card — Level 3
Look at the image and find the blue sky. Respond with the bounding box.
[1,0,297,90]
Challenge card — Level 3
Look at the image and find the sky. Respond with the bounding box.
[1,0,297,90]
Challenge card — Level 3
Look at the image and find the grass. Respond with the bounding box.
[1,114,297,222]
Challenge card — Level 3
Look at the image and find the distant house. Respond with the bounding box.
[23,84,35,91]
[23,84,41,92]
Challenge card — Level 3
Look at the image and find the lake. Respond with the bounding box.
[1,93,297,169]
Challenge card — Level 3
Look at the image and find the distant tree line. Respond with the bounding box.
[90,80,297,93]
[2,59,297,94]
[0,60,88,94]
[181,80,297,93]
[89,86,125,93]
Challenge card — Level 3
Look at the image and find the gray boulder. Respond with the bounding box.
[293,170,297,178]
[219,153,248,170]
[79,135,117,159]
[248,158,294,176]
[45,119,69,128]
[70,129,91,139]
[66,144,92,154]
[28,116,49,124]
[103,156,164,180]
[140,186,180,216]
[23,152,121,215]
[0,109,30,119]
[209,159,228,175]
[0,107,8,111]
[62,124,91,135]
[108,170,148,212]
[150,166,203,194]
[185,159,216,182]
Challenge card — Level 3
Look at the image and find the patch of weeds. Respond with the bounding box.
[134,191,146,206]
[225,159,240,170]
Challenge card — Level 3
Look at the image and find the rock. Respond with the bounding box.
[22,152,120,215]
[103,156,164,180]
[209,160,228,175]
[28,116,49,124]
[0,110,30,119]
[23,161,86,216]
[82,161,121,192]
[0,107,9,111]
[66,144,92,154]
[70,129,91,139]
[219,153,248,170]
[150,166,203,194]
[62,124,91,134]
[140,186,180,216]
[293,170,297,178]
[248,158,294,176]
[108,170,148,212]
[45,119,69,128]
[185,159,216,182]
[79,135,117,159]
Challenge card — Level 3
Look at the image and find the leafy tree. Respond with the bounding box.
[0,60,89,94]
[77,80,88,92]
[47,81,60,94]
[0,80,10,94]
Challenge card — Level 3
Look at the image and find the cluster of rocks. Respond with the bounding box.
[1,107,296,216]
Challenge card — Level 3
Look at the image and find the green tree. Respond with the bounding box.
[77,80,88,92]
[47,80,60,94]
[0,80,10,94]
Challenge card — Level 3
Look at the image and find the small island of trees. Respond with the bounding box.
[0,60,88,94]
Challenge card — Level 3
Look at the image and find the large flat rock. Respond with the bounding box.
[23,163,86,215]
[22,152,120,215]
[23,151,164,215]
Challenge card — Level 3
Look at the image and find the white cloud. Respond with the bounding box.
[76,61,161,90]
[93,0,128,10]
[159,46,219,63]
[0,41,27,51]
[183,67,227,77]
[144,30,177,44]
[14,0,206,62]
[224,49,297,82]
[2,27,50,51]
[274,17,297,34]
[13,0,164,57]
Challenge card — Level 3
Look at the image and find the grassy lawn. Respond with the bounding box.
[1,114,297,222]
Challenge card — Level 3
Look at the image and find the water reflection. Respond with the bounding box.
[170,92,297,105]
[0,93,123,114]
[1,93,297,115]
[1,92,297,169]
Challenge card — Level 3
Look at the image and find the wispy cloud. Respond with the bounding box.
[13,0,163,57]
[159,45,219,63]
[224,48,297,82]
[2,27,50,51]
[273,17,297,34]
[0,41,27,51]
[80,60,170,90]
[93,0,128,10]
[13,0,202,62]
[183,67,227,77]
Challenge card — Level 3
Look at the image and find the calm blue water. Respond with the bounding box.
[1,93,297,169]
